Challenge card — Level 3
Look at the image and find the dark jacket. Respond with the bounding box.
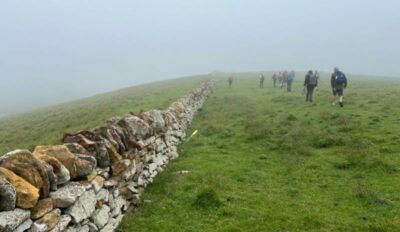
[304,73,318,87]
[331,71,347,89]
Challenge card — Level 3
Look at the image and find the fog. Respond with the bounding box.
[1,0,399,116]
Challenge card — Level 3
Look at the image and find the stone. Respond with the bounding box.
[50,182,85,208]
[109,195,125,217]
[15,218,33,232]
[111,159,131,176]
[65,190,96,223]
[140,110,166,133]
[91,205,110,229]
[84,222,98,232]
[104,140,122,164]
[29,208,61,232]
[0,149,50,198]
[99,214,123,232]
[86,170,98,182]
[65,224,89,232]
[0,208,31,232]
[103,179,117,188]
[0,174,16,211]
[31,198,54,220]
[64,143,90,155]
[62,132,110,168]
[118,115,153,140]
[49,214,71,232]
[34,145,95,180]
[0,167,39,209]
[41,160,58,191]
[96,188,109,202]
[74,154,97,178]
[168,151,179,159]
[91,176,105,192]
[34,153,70,185]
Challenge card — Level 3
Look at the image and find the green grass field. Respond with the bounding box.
[1,72,400,231]
[0,76,205,155]
[119,72,400,231]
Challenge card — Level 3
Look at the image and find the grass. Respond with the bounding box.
[1,72,400,231]
[118,72,400,231]
[0,76,206,154]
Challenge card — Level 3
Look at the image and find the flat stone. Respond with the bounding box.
[34,153,70,185]
[29,208,61,232]
[15,219,33,232]
[0,208,31,232]
[111,159,131,176]
[91,176,105,192]
[65,190,96,223]
[41,160,58,191]
[0,149,50,198]
[91,205,110,229]
[65,224,89,232]
[49,215,71,232]
[0,174,16,211]
[0,167,39,209]
[31,198,54,220]
[96,188,109,202]
[50,182,85,208]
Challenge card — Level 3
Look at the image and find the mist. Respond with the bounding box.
[1,0,399,116]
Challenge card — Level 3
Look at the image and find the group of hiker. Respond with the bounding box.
[228,67,348,107]
[270,70,296,92]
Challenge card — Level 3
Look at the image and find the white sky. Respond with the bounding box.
[1,0,400,115]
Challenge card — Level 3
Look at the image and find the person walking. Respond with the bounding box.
[259,74,265,88]
[228,76,234,88]
[331,67,348,107]
[304,70,318,102]
[272,72,277,88]
[287,70,295,92]
[282,70,288,89]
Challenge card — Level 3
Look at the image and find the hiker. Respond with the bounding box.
[287,70,295,92]
[282,71,288,88]
[278,72,283,88]
[304,70,318,102]
[331,67,347,107]
[272,73,277,87]
[259,74,265,88]
[314,70,320,81]
[228,76,234,88]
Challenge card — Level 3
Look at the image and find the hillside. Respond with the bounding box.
[0,75,206,155]
[119,73,400,231]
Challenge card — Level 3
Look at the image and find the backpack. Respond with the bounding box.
[309,74,318,85]
[335,72,346,85]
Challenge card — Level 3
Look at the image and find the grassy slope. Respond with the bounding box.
[0,76,206,155]
[120,73,400,231]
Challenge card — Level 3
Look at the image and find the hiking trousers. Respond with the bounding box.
[306,85,316,102]
[287,81,293,92]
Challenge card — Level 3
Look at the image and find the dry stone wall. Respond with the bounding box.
[0,80,214,232]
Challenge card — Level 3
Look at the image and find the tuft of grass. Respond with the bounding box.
[193,188,222,210]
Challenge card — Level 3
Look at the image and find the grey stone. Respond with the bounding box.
[0,175,16,211]
[75,154,97,178]
[65,190,96,223]
[14,219,32,232]
[65,224,89,232]
[100,214,124,232]
[50,182,85,208]
[0,208,30,232]
[108,194,125,217]
[41,160,58,191]
[91,205,110,229]
[96,188,109,202]
[49,215,71,232]
[56,164,70,185]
